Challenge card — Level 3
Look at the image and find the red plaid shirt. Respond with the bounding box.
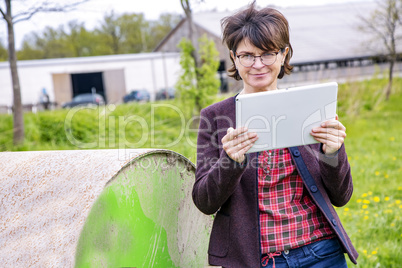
[258,148,334,254]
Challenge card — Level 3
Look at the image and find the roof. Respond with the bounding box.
[0,52,180,69]
[189,1,400,64]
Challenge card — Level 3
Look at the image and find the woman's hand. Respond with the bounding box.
[311,115,346,155]
[222,127,258,163]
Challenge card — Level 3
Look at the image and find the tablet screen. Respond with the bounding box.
[235,82,338,153]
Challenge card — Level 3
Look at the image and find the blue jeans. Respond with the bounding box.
[261,238,348,268]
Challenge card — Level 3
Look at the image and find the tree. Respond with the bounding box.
[17,22,107,60]
[0,0,88,145]
[117,13,150,53]
[180,0,199,64]
[179,0,217,116]
[176,35,220,117]
[95,12,181,54]
[180,0,204,68]
[96,11,123,55]
[65,20,99,57]
[17,34,46,60]
[95,12,155,54]
[16,12,181,60]
[359,0,402,100]
[19,26,73,59]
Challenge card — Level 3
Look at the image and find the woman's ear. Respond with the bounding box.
[283,46,289,56]
[230,50,235,60]
[282,47,289,62]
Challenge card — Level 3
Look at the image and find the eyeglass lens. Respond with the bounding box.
[239,53,277,67]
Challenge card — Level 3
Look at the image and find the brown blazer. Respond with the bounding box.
[193,96,358,268]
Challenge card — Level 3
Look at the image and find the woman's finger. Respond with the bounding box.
[313,135,344,154]
[226,135,257,154]
[320,120,346,131]
[224,134,258,163]
[222,127,247,143]
[313,138,336,154]
[311,128,346,139]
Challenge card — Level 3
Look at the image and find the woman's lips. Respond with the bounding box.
[251,72,268,77]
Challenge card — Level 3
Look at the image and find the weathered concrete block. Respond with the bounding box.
[0,149,213,267]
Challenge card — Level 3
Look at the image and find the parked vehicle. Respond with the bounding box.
[123,90,150,103]
[62,93,105,108]
[156,88,176,100]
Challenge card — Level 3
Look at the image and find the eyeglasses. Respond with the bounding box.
[235,51,280,67]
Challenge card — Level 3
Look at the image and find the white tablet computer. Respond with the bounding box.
[235,82,338,153]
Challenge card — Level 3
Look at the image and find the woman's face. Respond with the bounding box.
[231,39,288,93]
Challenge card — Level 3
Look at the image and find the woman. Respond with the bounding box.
[192,3,358,268]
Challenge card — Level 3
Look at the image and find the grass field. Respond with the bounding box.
[0,77,401,267]
[336,78,402,267]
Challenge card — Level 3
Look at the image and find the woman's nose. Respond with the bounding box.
[252,56,265,68]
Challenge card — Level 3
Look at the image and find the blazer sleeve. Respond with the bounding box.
[317,144,353,207]
[192,107,248,215]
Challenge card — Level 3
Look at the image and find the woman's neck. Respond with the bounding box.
[239,87,278,95]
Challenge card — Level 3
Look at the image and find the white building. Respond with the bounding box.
[0,52,181,111]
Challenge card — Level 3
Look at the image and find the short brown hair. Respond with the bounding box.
[221,2,293,80]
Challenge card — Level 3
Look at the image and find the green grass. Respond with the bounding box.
[0,77,401,267]
[336,77,402,267]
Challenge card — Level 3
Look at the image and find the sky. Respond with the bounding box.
[0,0,373,50]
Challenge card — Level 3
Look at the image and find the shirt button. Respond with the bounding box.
[284,250,289,255]
[292,150,300,157]
[310,185,318,193]
[332,219,337,226]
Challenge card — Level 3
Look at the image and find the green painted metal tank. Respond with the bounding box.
[0,149,214,267]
